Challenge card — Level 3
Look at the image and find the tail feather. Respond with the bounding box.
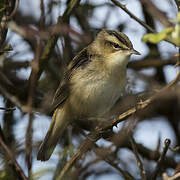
[37,108,68,161]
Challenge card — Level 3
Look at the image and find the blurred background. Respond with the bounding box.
[0,0,179,179]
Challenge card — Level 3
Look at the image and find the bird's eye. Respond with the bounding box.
[112,43,121,49]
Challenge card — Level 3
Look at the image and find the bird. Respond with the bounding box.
[37,29,140,161]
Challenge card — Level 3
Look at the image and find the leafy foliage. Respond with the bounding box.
[142,12,180,46]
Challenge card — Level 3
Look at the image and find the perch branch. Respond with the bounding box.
[57,70,180,180]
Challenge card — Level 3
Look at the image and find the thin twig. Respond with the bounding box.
[62,0,81,22]
[57,133,100,180]
[103,156,135,180]
[174,0,180,11]
[169,145,180,152]
[37,0,81,80]
[0,127,27,180]
[141,0,172,27]
[40,0,45,29]
[0,107,15,111]
[4,60,30,69]
[163,172,180,180]
[0,83,28,112]
[25,113,33,178]
[8,0,20,19]
[111,0,156,33]
[25,39,42,177]
[130,136,146,180]
[57,70,180,180]
[152,139,171,180]
[80,128,135,180]
[94,144,135,180]
[128,58,178,70]
[111,0,177,46]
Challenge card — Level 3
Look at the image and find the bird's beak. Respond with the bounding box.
[130,49,141,55]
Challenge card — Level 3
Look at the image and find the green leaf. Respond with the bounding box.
[0,171,6,179]
[178,12,180,22]
[171,23,180,46]
[142,27,174,44]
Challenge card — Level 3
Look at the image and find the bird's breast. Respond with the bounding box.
[67,68,127,118]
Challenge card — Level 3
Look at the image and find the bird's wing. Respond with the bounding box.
[50,48,90,111]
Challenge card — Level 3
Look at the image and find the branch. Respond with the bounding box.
[0,82,27,112]
[130,136,147,180]
[163,172,180,180]
[37,0,81,80]
[25,38,42,177]
[0,107,15,111]
[8,0,20,20]
[62,0,81,22]
[111,0,177,46]
[120,139,176,169]
[140,0,173,27]
[174,0,180,11]
[101,155,135,180]
[0,0,16,48]
[4,60,30,69]
[0,127,27,180]
[128,58,178,70]
[57,70,180,179]
[111,0,156,33]
[152,139,171,180]
[78,128,136,180]
[94,143,135,180]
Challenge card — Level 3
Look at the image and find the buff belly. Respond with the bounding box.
[67,69,126,118]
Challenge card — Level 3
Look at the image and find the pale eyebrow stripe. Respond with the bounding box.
[107,31,130,48]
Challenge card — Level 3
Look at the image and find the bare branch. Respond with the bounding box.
[111,0,177,46]
[57,70,180,180]
[163,172,180,180]
[25,39,42,177]
[174,0,180,11]
[152,139,171,180]
[111,0,156,33]
[37,0,81,80]
[128,57,178,70]
[140,0,173,27]
[0,127,27,180]
[8,0,20,20]
[0,107,15,111]
[130,136,147,180]
[0,82,27,112]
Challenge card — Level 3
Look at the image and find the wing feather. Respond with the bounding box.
[50,48,90,111]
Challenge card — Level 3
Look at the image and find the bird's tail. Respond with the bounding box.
[37,108,69,161]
